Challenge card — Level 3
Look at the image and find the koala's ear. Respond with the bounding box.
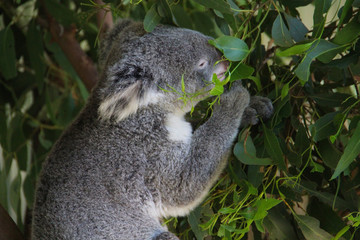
[98,63,163,122]
[99,20,146,69]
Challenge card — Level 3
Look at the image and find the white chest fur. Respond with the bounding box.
[164,113,192,143]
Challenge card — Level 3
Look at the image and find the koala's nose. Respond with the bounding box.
[214,61,229,81]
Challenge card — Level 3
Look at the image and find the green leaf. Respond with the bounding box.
[310,161,325,173]
[318,140,342,169]
[9,172,22,216]
[171,5,192,29]
[280,83,289,100]
[253,198,282,220]
[192,0,232,14]
[210,84,224,96]
[219,207,236,214]
[44,0,77,26]
[230,63,254,81]
[279,0,313,8]
[27,22,46,92]
[263,207,298,240]
[309,112,338,142]
[296,215,333,240]
[0,167,8,209]
[333,21,360,45]
[291,181,350,210]
[188,207,207,240]
[338,0,354,27]
[276,41,314,57]
[333,226,350,240]
[0,26,17,79]
[310,93,356,108]
[294,40,342,83]
[313,0,333,30]
[157,0,172,21]
[263,125,286,171]
[144,4,161,32]
[284,13,308,42]
[233,136,273,166]
[209,36,249,61]
[215,15,230,35]
[45,33,88,100]
[354,0,360,7]
[271,14,293,47]
[331,121,360,179]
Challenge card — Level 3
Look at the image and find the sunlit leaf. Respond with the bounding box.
[276,41,314,57]
[209,84,224,96]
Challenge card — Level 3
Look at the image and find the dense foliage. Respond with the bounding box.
[1,0,360,239]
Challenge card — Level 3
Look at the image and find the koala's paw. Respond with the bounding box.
[153,231,179,240]
[241,96,273,126]
[219,81,250,109]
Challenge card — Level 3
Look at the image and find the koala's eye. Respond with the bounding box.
[197,59,208,69]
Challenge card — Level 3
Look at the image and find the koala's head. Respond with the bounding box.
[97,20,228,122]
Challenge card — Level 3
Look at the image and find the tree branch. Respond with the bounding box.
[40,0,114,91]
[95,0,114,40]
[0,204,24,240]
[47,19,98,91]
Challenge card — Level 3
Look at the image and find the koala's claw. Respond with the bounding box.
[241,96,273,127]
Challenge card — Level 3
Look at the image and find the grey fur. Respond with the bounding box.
[31,20,273,240]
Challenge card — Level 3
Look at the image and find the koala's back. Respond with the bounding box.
[31,102,177,239]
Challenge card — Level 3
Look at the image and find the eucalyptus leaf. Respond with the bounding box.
[27,22,46,92]
[263,125,286,171]
[309,112,338,142]
[284,13,308,42]
[192,0,232,14]
[253,198,282,220]
[276,41,314,57]
[331,121,360,179]
[0,26,17,80]
[333,21,360,45]
[144,4,161,32]
[263,207,298,240]
[188,207,207,240]
[233,136,273,166]
[209,36,249,61]
[171,5,192,29]
[210,84,224,96]
[296,215,333,240]
[272,14,293,47]
[294,40,342,83]
[230,63,254,81]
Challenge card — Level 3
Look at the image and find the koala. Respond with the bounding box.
[31,19,273,240]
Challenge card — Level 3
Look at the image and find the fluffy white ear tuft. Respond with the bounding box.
[98,81,164,122]
[98,81,141,122]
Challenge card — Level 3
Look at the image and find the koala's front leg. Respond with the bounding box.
[174,82,250,205]
[241,96,274,127]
